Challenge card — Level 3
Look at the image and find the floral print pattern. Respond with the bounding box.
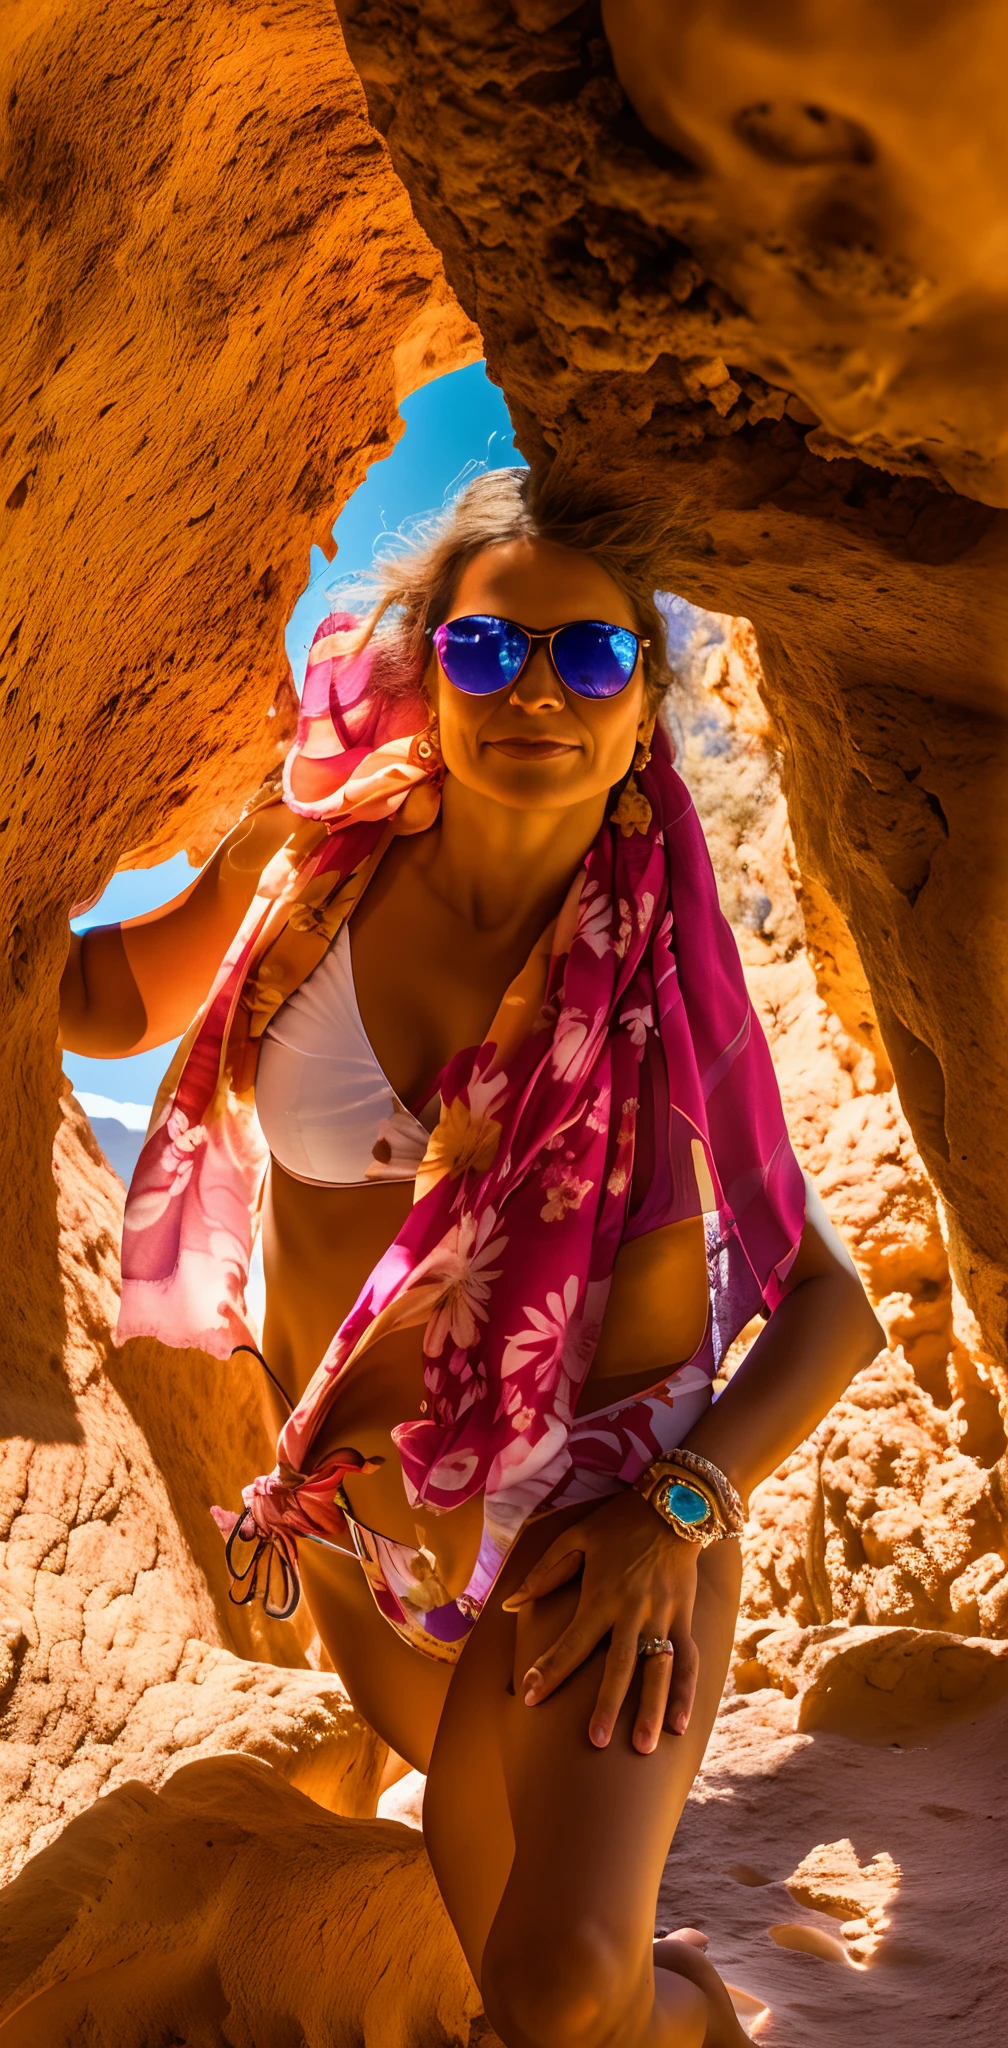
[413,1084,504,1197]
[540,1167,594,1223]
[414,1208,507,1359]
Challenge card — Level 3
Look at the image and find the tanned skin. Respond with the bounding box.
[62,537,883,2046]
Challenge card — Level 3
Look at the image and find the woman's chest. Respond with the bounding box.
[345,851,535,1107]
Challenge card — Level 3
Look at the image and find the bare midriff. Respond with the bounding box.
[260,1158,710,1600]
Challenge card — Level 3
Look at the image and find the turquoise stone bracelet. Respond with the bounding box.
[660,1479,712,1528]
[633,1446,744,1544]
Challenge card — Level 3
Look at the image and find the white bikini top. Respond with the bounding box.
[255,925,439,1186]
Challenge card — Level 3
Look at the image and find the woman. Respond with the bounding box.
[61,467,882,2047]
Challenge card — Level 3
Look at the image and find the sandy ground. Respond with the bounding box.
[379,1684,1007,2046]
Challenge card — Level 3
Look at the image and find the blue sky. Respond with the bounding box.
[64,362,521,1116]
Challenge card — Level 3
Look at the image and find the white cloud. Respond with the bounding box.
[76,1093,152,1132]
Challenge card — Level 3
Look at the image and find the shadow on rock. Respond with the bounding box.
[0,1753,496,2047]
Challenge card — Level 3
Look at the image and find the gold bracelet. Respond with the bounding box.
[633,1464,726,1546]
[674,1448,745,1533]
[633,1447,745,1545]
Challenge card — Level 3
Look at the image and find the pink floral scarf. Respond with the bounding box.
[117,613,805,1597]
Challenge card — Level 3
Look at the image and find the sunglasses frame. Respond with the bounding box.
[431,613,650,699]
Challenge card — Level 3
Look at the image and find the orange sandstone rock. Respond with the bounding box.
[732,1620,1008,1743]
[0,0,478,1393]
[0,1756,493,2047]
[0,1090,388,1884]
[785,1838,900,1925]
[604,0,1008,505]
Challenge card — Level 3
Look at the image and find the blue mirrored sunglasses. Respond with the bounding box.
[431,614,647,700]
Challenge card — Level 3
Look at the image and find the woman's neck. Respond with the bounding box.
[418,772,608,938]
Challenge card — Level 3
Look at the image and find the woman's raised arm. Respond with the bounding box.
[59,801,294,1059]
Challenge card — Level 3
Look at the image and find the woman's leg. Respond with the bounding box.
[423,1506,747,2048]
[255,1357,455,1773]
[297,1542,453,1774]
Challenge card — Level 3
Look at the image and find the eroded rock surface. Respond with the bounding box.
[656,1687,1008,2045]
[0,0,478,1391]
[0,1091,388,1882]
[0,1756,492,2048]
[668,609,1008,1665]
[605,0,1008,504]
[733,1620,1008,1744]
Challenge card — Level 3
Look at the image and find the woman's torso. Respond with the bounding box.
[258,830,710,1593]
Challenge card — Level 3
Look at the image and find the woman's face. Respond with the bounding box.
[429,538,650,813]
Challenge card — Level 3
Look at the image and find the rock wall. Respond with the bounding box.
[338,0,1008,1383]
[666,612,1008,1679]
[0,1757,492,2048]
[0,0,478,1403]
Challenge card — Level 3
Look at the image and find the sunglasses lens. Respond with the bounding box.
[434,616,530,695]
[551,622,639,698]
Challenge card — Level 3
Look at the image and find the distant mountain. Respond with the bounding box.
[89,1119,144,1185]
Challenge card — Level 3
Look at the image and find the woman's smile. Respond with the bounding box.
[486,735,582,759]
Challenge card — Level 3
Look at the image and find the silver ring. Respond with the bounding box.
[637,1634,674,1659]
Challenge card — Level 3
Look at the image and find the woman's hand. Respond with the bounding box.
[501,1489,701,1754]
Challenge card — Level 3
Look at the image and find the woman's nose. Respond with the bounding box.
[508,644,566,710]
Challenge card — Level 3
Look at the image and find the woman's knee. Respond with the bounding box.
[480,1916,636,2048]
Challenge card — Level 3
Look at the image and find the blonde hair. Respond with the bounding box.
[334,465,680,709]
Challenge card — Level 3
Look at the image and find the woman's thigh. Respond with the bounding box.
[297,1542,454,1774]
[423,1505,742,1993]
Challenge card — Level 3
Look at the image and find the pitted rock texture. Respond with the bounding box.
[669,609,1008,1661]
[741,1356,1008,1644]
[0,1090,387,1882]
[0,1757,493,2048]
[339,0,1008,1380]
[605,0,1008,505]
[0,0,478,1387]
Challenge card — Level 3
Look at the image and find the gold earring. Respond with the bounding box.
[610,773,653,838]
[633,713,656,773]
[415,714,442,765]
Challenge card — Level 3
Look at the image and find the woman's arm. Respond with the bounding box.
[59,801,294,1058]
[504,1180,883,1752]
